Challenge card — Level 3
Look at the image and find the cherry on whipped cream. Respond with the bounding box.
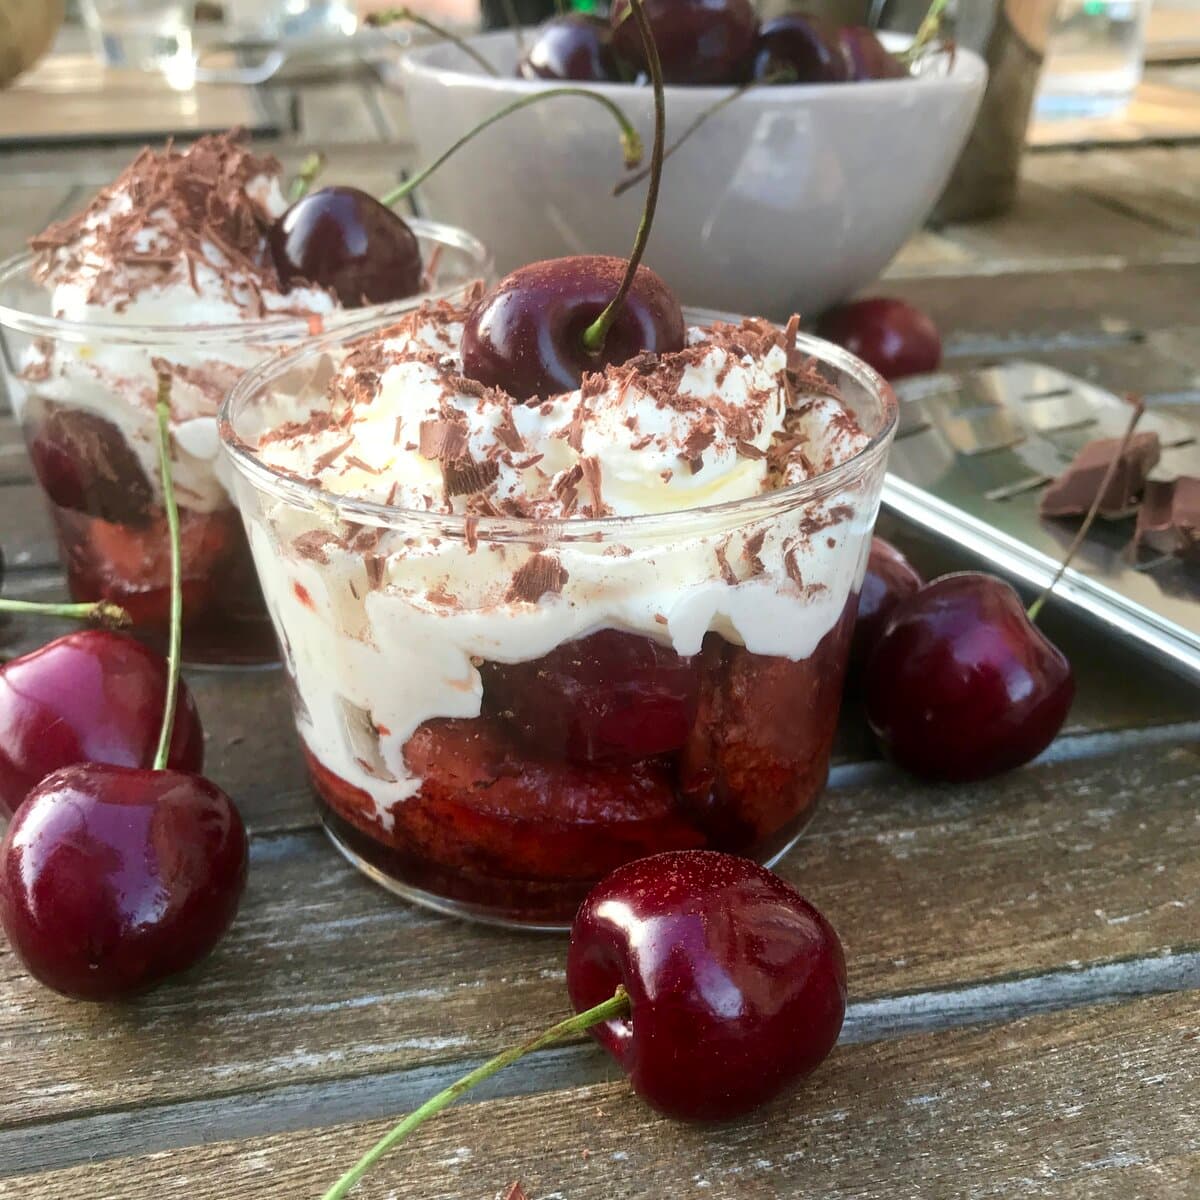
[269,186,422,308]
[461,256,685,401]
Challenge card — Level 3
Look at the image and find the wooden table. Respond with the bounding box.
[0,54,1199,1200]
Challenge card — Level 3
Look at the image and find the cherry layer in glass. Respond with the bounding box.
[221,300,897,925]
[0,133,490,665]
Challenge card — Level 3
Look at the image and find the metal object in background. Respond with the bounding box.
[884,362,1200,683]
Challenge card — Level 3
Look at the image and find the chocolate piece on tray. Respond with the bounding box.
[1132,477,1200,565]
[1039,431,1161,519]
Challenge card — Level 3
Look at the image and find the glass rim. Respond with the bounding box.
[219,304,898,544]
[0,218,493,347]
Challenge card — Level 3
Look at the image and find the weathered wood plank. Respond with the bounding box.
[4,989,1197,1199]
[1,727,1195,1133]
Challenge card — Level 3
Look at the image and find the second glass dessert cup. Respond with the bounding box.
[0,221,491,666]
[221,308,897,925]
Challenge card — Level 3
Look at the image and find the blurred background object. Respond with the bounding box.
[0,0,66,87]
[80,0,193,75]
[1036,0,1153,116]
[222,0,355,38]
[925,0,1061,222]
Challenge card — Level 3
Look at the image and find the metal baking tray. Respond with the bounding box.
[881,361,1200,684]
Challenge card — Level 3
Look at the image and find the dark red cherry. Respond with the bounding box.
[864,573,1074,781]
[851,536,923,667]
[839,25,907,80]
[0,630,204,819]
[518,15,618,81]
[568,849,846,1120]
[816,296,941,380]
[752,13,849,83]
[28,404,154,526]
[481,630,701,766]
[461,255,685,401]
[0,763,247,1000]
[268,186,421,308]
[610,0,757,85]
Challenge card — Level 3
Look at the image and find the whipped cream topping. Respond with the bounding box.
[257,300,868,520]
[238,302,880,823]
[14,131,338,513]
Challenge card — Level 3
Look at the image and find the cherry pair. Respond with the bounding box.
[0,383,248,1002]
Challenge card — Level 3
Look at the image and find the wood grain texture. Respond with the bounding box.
[4,990,1196,1199]
[1,729,1196,1135]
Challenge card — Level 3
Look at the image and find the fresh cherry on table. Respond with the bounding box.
[610,0,757,85]
[269,185,422,308]
[0,630,203,819]
[817,296,941,381]
[752,13,849,84]
[481,630,700,766]
[0,763,247,1000]
[851,536,923,667]
[839,25,908,80]
[864,573,1074,782]
[461,255,685,400]
[324,849,846,1198]
[518,15,618,82]
[568,849,846,1120]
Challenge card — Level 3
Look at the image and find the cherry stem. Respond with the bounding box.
[321,988,631,1200]
[582,0,664,355]
[1027,396,1144,625]
[379,88,643,209]
[613,67,796,198]
[901,0,950,66]
[366,8,499,76]
[0,598,129,627]
[152,373,183,772]
[499,0,527,52]
[289,152,326,202]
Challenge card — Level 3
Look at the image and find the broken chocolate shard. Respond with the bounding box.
[1039,431,1161,520]
[1132,476,1199,565]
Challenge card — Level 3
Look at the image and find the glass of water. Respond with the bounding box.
[1036,0,1152,117]
[80,0,194,81]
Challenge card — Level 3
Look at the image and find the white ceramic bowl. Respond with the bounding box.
[396,31,986,319]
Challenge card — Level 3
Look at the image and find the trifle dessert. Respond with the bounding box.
[222,289,896,924]
[0,130,489,664]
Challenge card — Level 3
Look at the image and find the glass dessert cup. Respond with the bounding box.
[0,221,492,667]
[220,308,897,926]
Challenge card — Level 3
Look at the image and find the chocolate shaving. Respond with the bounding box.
[493,405,525,453]
[1132,476,1200,564]
[580,455,605,515]
[735,439,766,460]
[743,529,767,576]
[418,418,469,463]
[714,542,738,586]
[464,514,479,553]
[312,437,355,474]
[785,546,804,588]
[292,530,335,564]
[506,552,568,603]
[29,130,320,316]
[445,458,500,497]
[344,455,382,475]
[364,554,386,588]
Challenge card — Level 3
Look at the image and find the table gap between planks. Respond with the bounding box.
[0,67,1197,1200]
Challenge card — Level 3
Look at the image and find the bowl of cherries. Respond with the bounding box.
[393,2,985,318]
